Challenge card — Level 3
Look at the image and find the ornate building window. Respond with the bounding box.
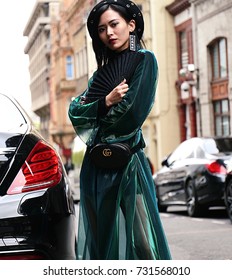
[66,55,74,80]
[209,38,229,136]
[210,38,227,80]
[213,99,230,136]
[180,31,188,69]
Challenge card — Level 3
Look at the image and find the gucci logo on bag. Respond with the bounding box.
[102,148,112,157]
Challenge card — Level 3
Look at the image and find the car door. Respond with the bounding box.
[156,140,195,204]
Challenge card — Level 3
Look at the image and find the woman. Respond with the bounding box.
[69,0,171,260]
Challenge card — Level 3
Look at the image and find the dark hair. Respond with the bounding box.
[91,4,144,69]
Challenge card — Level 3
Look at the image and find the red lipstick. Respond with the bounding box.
[109,39,117,45]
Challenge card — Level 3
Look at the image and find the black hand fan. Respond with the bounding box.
[84,51,144,103]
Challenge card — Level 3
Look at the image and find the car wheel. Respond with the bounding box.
[225,179,232,223]
[158,202,168,213]
[185,179,201,217]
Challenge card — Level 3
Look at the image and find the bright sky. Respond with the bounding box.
[0,1,37,113]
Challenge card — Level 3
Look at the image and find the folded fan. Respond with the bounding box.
[85,51,144,102]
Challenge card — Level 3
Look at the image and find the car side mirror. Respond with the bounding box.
[161,157,169,167]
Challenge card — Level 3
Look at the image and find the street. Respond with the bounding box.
[160,206,232,260]
[75,204,232,260]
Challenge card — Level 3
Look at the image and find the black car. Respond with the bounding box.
[0,93,76,259]
[154,137,232,217]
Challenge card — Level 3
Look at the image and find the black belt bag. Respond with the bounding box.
[88,142,141,169]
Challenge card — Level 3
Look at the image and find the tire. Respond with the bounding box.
[158,203,168,213]
[185,179,201,217]
[225,179,232,223]
[156,190,168,212]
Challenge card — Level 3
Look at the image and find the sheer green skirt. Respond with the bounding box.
[76,150,171,260]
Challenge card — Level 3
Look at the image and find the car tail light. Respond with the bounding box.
[7,141,62,194]
[206,161,227,175]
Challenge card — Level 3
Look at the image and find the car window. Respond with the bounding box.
[0,95,26,131]
[167,140,195,165]
[203,139,219,154]
[204,138,232,154]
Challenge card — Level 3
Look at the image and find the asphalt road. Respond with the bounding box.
[160,206,232,260]
[74,203,232,260]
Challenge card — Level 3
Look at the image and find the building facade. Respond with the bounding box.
[49,0,94,162]
[149,0,181,169]
[24,0,60,141]
[191,0,232,137]
[166,0,232,143]
[166,0,197,143]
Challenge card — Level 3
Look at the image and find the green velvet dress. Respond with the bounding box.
[69,49,171,260]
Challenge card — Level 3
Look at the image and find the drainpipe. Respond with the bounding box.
[190,0,202,137]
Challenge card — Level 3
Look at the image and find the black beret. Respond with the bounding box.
[87,0,144,39]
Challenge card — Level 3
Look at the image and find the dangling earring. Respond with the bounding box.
[129,32,136,51]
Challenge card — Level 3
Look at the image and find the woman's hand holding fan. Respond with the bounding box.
[105,79,129,107]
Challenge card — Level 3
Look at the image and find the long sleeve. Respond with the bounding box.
[68,75,100,145]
